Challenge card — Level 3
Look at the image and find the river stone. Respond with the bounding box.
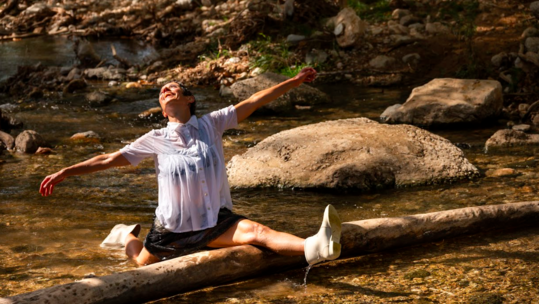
[485,168,518,178]
[525,37,539,53]
[426,22,450,35]
[403,53,421,65]
[522,27,539,39]
[63,79,87,94]
[491,52,508,68]
[382,78,503,127]
[0,131,15,150]
[513,124,531,132]
[227,118,479,190]
[391,9,410,20]
[485,129,539,151]
[86,91,112,107]
[334,7,366,48]
[84,67,125,80]
[70,131,100,140]
[531,1,539,19]
[230,72,331,113]
[15,130,45,154]
[369,55,396,69]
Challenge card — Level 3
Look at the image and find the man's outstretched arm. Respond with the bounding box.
[234,67,317,123]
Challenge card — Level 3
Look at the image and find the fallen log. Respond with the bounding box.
[2,201,539,304]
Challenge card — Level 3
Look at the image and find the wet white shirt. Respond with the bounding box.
[120,106,238,233]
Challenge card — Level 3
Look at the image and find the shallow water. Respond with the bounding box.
[1,80,539,301]
[0,36,156,82]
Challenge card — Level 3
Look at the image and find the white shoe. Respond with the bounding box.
[100,224,141,249]
[304,204,342,265]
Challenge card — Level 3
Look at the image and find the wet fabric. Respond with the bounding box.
[119,106,238,233]
[144,208,247,260]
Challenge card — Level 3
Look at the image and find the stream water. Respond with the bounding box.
[1,39,539,302]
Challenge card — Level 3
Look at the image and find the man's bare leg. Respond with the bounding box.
[207,219,304,255]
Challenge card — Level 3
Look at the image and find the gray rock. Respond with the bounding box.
[485,129,539,151]
[84,67,126,80]
[15,130,45,154]
[400,15,419,26]
[513,124,531,132]
[370,26,384,36]
[219,85,233,97]
[0,131,15,150]
[384,78,503,127]
[402,53,421,65]
[227,118,479,190]
[66,68,81,81]
[334,23,344,36]
[369,55,396,69]
[522,27,539,39]
[426,22,450,35]
[380,104,402,122]
[286,34,306,44]
[530,1,539,19]
[391,8,410,20]
[24,3,54,16]
[305,49,328,64]
[230,72,331,113]
[388,22,409,35]
[525,37,539,53]
[85,91,112,107]
[491,52,508,67]
[408,23,425,31]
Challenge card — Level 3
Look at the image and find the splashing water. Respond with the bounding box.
[303,265,312,290]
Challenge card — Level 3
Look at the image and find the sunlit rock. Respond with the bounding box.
[485,129,539,151]
[70,131,100,141]
[230,72,331,113]
[485,168,518,178]
[15,130,45,154]
[0,130,15,150]
[334,7,366,48]
[227,118,478,190]
[382,78,503,127]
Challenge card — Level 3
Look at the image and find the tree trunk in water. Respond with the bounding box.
[3,201,539,304]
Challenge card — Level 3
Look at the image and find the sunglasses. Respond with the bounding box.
[159,82,192,97]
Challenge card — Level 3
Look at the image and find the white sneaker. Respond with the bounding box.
[304,204,342,265]
[100,224,141,249]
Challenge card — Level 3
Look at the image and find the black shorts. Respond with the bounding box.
[144,208,247,261]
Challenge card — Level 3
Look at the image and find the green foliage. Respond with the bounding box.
[438,0,480,41]
[278,63,311,78]
[347,0,392,23]
[199,40,230,62]
[455,54,492,79]
[247,33,294,74]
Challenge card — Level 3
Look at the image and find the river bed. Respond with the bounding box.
[1,79,539,302]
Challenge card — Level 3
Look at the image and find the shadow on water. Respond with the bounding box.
[0,36,157,82]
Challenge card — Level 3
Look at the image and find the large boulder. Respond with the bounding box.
[485,129,539,152]
[227,118,478,190]
[230,72,331,113]
[381,78,503,127]
[15,130,45,153]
